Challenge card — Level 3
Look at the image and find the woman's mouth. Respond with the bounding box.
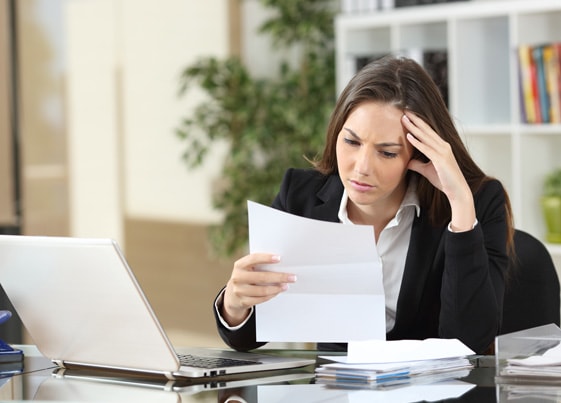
[350,179,373,192]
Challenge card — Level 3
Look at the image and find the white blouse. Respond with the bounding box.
[337,178,420,332]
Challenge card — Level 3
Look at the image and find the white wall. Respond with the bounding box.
[66,0,121,240]
[120,0,229,224]
[65,0,230,242]
[240,0,301,79]
[240,0,278,78]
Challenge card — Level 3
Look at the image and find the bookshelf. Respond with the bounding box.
[335,0,561,260]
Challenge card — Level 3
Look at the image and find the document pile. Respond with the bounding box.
[315,339,475,388]
[500,342,561,379]
[495,324,561,384]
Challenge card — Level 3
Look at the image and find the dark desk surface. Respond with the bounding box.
[0,345,556,402]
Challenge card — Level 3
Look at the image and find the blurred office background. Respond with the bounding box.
[0,0,283,347]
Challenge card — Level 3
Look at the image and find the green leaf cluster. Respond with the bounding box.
[544,168,561,197]
[176,0,337,257]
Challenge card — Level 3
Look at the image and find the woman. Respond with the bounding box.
[213,55,514,354]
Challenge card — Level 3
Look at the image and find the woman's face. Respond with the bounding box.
[336,101,415,213]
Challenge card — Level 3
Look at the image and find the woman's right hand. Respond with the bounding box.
[221,253,296,327]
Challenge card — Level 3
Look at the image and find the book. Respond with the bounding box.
[532,45,551,123]
[528,46,543,123]
[545,43,561,123]
[516,42,561,124]
[518,45,536,123]
[395,0,469,6]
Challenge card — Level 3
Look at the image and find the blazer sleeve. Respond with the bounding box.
[439,179,509,353]
[213,288,266,352]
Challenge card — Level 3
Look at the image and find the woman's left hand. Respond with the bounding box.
[402,112,476,232]
[402,113,466,200]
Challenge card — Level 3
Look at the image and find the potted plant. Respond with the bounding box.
[542,167,561,243]
[176,0,336,257]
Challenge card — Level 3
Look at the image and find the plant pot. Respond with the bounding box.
[541,196,561,243]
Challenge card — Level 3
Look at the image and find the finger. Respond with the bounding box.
[237,268,297,287]
[240,282,291,298]
[402,114,443,149]
[234,253,281,271]
[228,281,291,310]
[406,132,432,159]
[402,111,439,137]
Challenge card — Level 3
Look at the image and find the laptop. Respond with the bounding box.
[0,234,315,379]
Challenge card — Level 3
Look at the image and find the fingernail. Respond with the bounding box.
[287,275,297,282]
[402,114,410,121]
[271,255,281,262]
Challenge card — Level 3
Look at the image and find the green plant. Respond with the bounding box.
[176,0,337,258]
[542,168,561,243]
[544,168,561,197]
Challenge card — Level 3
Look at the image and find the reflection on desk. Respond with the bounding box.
[4,345,560,402]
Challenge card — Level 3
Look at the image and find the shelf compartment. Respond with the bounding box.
[454,16,510,125]
[518,134,561,239]
[463,132,513,194]
[516,10,561,46]
[397,21,447,50]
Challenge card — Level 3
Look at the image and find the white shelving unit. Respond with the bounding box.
[335,0,561,262]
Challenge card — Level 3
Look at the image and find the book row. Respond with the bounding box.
[518,43,561,124]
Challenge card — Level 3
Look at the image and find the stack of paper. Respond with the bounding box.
[315,339,475,388]
[501,342,561,379]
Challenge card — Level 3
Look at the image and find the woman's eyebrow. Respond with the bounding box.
[343,127,403,147]
[376,142,403,148]
[343,127,360,139]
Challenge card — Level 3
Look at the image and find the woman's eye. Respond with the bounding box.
[381,151,398,159]
[343,138,360,146]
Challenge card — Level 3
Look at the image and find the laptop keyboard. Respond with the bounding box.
[177,354,262,369]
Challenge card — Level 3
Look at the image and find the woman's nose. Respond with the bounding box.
[354,148,372,176]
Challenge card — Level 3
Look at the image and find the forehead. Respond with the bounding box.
[347,101,401,119]
[344,102,405,138]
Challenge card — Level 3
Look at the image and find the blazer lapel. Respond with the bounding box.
[309,174,344,223]
[393,213,445,329]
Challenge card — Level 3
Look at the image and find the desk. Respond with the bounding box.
[0,345,554,402]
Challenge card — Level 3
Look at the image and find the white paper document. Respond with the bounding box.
[507,342,561,367]
[502,341,561,377]
[344,338,476,364]
[247,201,385,343]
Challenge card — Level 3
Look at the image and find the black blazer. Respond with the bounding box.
[214,168,509,354]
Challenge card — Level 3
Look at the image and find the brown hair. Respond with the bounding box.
[314,55,514,254]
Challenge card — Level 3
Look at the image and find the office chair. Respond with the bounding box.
[500,229,561,334]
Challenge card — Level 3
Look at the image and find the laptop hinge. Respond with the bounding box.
[53,359,66,368]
